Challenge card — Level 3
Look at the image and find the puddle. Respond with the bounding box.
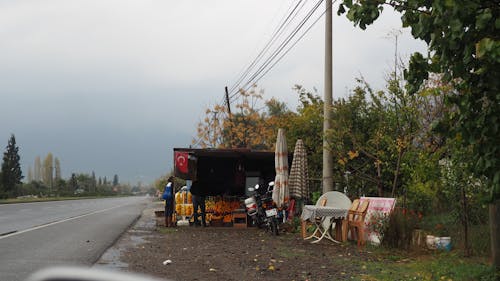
[94,207,157,270]
[95,246,129,269]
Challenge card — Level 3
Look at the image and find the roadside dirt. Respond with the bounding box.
[111,201,376,281]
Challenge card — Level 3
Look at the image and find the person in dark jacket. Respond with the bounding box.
[164,176,175,227]
[190,181,207,227]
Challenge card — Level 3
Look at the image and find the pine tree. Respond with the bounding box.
[113,174,119,186]
[1,134,23,196]
[91,171,96,193]
[69,173,78,192]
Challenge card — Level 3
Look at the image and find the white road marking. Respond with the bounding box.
[0,203,129,240]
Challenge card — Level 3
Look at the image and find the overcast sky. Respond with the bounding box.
[0,1,426,185]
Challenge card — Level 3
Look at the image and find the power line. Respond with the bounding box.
[230,0,325,102]
[227,0,308,95]
[242,1,328,93]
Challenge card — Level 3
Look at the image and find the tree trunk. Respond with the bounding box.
[461,185,471,257]
[490,199,500,270]
[391,149,404,198]
[377,162,383,197]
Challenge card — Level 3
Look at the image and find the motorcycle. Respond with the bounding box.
[244,181,282,235]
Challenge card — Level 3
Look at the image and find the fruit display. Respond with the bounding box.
[205,196,242,225]
[175,189,193,217]
[175,190,192,204]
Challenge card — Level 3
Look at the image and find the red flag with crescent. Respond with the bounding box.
[175,152,189,174]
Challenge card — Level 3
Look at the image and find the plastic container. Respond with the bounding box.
[244,197,257,216]
[426,235,437,249]
[437,236,452,251]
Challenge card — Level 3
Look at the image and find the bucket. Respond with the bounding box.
[426,235,436,249]
[437,236,452,251]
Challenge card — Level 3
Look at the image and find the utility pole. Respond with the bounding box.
[225,86,234,148]
[323,0,334,193]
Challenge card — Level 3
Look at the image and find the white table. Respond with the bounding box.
[300,205,348,243]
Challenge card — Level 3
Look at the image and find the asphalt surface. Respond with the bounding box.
[0,196,149,281]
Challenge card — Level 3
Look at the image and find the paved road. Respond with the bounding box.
[0,196,150,281]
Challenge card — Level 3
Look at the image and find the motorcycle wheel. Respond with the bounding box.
[270,218,279,236]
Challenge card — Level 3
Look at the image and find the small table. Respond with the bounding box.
[300,205,348,243]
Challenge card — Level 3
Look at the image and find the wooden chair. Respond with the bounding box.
[348,199,369,247]
[334,199,360,242]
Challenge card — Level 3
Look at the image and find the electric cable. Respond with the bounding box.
[230,0,324,102]
[227,0,307,95]
[242,0,329,93]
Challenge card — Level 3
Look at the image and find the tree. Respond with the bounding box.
[1,134,23,196]
[34,156,41,182]
[113,174,119,186]
[42,153,53,185]
[54,157,61,180]
[338,0,500,268]
[91,171,97,193]
[287,85,324,189]
[69,173,78,192]
[194,87,284,150]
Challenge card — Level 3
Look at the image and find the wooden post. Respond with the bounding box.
[490,199,500,270]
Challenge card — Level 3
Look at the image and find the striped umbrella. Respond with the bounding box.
[289,139,309,202]
[272,128,289,208]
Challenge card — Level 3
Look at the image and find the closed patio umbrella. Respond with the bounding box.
[272,128,289,208]
[289,139,309,202]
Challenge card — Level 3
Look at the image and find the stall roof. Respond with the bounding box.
[173,148,276,159]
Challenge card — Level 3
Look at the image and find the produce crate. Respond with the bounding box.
[232,210,247,228]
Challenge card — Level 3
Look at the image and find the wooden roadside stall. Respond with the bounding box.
[173,148,277,227]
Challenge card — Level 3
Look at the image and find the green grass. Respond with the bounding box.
[157,227,179,234]
[356,251,497,281]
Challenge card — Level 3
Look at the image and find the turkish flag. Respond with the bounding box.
[175,152,189,174]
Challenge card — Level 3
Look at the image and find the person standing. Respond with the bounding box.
[191,181,207,227]
[163,176,175,227]
[192,194,207,227]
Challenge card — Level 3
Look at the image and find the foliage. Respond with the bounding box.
[337,0,500,201]
[42,153,53,185]
[440,141,489,225]
[193,87,286,149]
[360,251,497,281]
[326,76,423,197]
[366,210,390,240]
[1,134,23,197]
[382,207,422,249]
[287,85,324,186]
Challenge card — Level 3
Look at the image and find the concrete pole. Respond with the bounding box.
[323,0,334,193]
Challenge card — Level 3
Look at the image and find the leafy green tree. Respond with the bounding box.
[287,85,324,192]
[1,134,23,197]
[69,173,78,193]
[338,0,500,267]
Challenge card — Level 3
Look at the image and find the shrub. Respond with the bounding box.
[382,207,421,249]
